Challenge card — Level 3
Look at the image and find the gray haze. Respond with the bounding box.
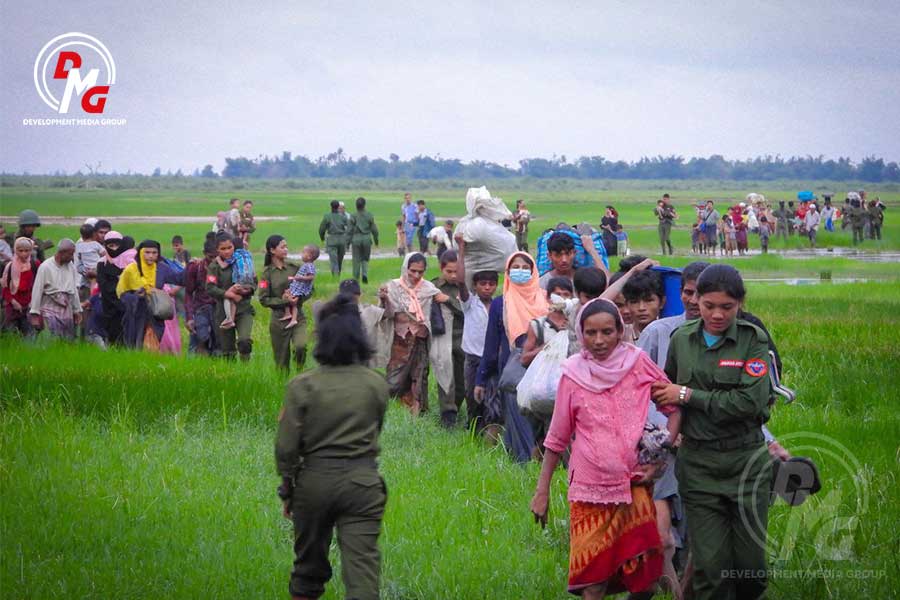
[2,1,899,174]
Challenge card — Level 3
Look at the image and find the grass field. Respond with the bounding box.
[2,276,898,599]
[1,184,898,598]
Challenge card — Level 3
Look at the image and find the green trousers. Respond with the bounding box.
[327,243,346,276]
[352,239,372,281]
[269,306,307,371]
[437,341,466,415]
[215,304,254,360]
[289,463,386,600]
[658,221,673,254]
[677,440,772,600]
[852,227,864,245]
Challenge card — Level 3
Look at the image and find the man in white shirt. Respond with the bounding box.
[29,238,82,338]
[804,204,821,247]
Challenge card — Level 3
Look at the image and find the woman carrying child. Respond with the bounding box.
[531,298,677,599]
[205,232,256,361]
[259,235,309,372]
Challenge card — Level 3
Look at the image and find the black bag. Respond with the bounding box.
[498,347,527,393]
[430,302,446,335]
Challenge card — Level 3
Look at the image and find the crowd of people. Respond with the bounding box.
[1,192,829,600]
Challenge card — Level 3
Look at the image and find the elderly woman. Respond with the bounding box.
[1,238,40,335]
[116,239,184,350]
[380,253,449,415]
[531,298,676,599]
[653,264,773,600]
[275,293,389,600]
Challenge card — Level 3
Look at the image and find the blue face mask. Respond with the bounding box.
[508,268,532,285]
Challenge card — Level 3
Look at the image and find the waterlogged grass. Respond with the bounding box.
[1,282,898,598]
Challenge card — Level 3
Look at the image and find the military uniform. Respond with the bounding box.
[319,212,349,276]
[259,260,308,371]
[665,318,773,600]
[656,205,675,254]
[204,260,256,360]
[432,276,465,421]
[849,204,865,245]
[349,210,379,283]
[868,204,883,240]
[772,206,789,241]
[275,365,389,600]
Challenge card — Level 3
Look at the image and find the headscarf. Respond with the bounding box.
[386,253,440,326]
[1,237,35,294]
[502,251,549,346]
[102,231,137,269]
[134,239,160,291]
[561,297,643,393]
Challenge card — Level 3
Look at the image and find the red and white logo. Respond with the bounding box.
[34,32,116,114]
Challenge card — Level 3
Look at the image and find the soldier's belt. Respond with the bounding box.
[683,429,763,451]
[301,455,378,470]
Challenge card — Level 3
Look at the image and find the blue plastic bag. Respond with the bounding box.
[797,190,815,201]
[536,229,609,276]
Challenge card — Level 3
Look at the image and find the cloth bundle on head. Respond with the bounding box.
[103,231,137,269]
[502,252,549,346]
[386,253,441,329]
[1,237,35,294]
[454,187,518,286]
[562,297,643,393]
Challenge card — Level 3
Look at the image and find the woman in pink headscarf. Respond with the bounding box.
[530,298,677,599]
[1,237,40,335]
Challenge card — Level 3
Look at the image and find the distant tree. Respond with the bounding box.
[152,167,162,177]
[200,164,217,178]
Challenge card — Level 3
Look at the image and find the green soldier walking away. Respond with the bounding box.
[849,198,865,245]
[275,293,389,600]
[204,233,256,361]
[654,264,773,600]
[868,200,884,240]
[431,250,466,428]
[5,210,53,262]
[772,200,789,242]
[348,196,379,285]
[655,194,677,255]
[259,235,309,372]
[319,200,349,277]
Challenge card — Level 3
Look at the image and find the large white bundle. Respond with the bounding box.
[455,187,517,282]
[746,193,765,204]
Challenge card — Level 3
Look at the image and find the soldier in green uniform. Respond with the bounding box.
[431,250,465,428]
[318,201,349,277]
[348,196,379,284]
[655,194,677,255]
[653,264,773,600]
[275,293,388,600]
[204,233,256,361]
[867,200,884,241]
[259,235,309,372]
[849,198,865,245]
[5,210,53,262]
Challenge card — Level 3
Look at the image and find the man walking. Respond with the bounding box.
[29,238,81,338]
[655,194,677,255]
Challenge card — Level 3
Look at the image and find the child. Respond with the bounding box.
[759,216,771,254]
[221,238,255,330]
[615,224,628,256]
[724,215,737,256]
[690,223,700,254]
[395,220,406,257]
[282,244,320,329]
[238,200,256,246]
[171,235,191,267]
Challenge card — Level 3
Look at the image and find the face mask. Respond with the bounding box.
[508,268,532,285]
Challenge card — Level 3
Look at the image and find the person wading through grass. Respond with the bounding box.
[2,237,39,336]
[430,249,466,428]
[275,293,389,600]
[28,238,81,339]
[531,298,676,599]
[205,232,256,361]
[96,232,135,346]
[259,235,309,372]
[184,235,220,356]
[653,264,773,600]
[348,196,379,284]
[319,200,349,277]
[381,253,450,416]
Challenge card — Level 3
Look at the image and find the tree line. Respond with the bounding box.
[213,150,900,182]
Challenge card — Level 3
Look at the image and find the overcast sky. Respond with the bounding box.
[2,1,898,174]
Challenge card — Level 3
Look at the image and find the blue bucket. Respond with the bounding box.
[651,266,684,317]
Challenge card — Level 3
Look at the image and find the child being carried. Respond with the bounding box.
[221,238,255,330]
[282,244,320,329]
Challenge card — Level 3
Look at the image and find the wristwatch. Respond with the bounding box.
[678,386,688,404]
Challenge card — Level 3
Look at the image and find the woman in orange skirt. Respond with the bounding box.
[531,298,677,598]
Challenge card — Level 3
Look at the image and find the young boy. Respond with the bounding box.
[431,249,466,428]
[454,235,499,430]
[615,224,628,257]
[282,244,320,329]
[622,269,665,340]
[221,238,255,330]
[238,200,256,246]
[759,216,771,254]
[172,235,191,267]
[690,223,700,254]
[395,221,406,257]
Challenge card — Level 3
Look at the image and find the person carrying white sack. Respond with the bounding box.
[454,187,518,289]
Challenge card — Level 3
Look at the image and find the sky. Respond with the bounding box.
[2,1,899,174]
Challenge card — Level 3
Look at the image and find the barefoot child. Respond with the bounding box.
[221,238,255,330]
[238,200,256,246]
[282,244,319,328]
[395,221,406,257]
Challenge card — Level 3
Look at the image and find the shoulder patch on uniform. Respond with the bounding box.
[206,274,217,283]
[259,280,268,289]
[744,358,768,377]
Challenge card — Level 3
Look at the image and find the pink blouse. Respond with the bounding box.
[544,352,673,505]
